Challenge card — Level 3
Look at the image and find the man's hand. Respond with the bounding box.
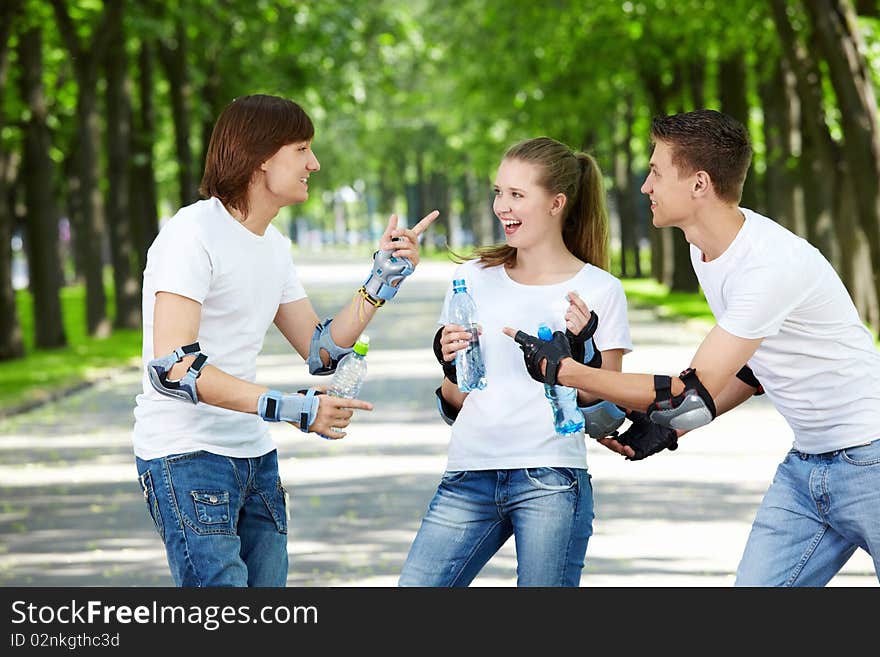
[378,210,440,268]
[614,411,679,461]
[501,326,572,385]
[301,392,373,440]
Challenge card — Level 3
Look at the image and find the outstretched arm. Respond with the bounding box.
[274,211,441,368]
[154,292,371,438]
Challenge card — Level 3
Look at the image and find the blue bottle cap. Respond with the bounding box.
[537,324,553,341]
[452,278,467,291]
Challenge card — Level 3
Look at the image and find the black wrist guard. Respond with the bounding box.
[617,411,679,461]
[566,310,602,368]
[513,328,572,385]
[433,327,457,384]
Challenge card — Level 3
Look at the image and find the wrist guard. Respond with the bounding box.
[258,388,320,433]
[567,310,602,368]
[618,410,679,461]
[362,248,414,305]
[432,326,457,383]
[513,328,572,385]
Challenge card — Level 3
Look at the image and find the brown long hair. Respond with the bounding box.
[199,94,314,218]
[469,137,610,271]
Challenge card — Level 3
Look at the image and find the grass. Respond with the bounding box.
[0,285,142,415]
[621,278,714,324]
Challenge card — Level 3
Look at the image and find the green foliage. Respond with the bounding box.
[0,285,142,414]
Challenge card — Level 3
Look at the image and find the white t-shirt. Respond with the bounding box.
[439,259,633,471]
[132,197,307,459]
[692,208,880,453]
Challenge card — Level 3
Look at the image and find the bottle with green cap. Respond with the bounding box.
[328,335,370,399]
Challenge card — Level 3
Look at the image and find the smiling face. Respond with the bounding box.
[492,158,565,248]
[640,139,697,228]
[260,140,321,205]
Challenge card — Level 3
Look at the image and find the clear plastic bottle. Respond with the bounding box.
[449,279,487,392]
[328,335,370,399]
[538,324,585,435]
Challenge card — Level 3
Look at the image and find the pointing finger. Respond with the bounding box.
[410,210,440,237]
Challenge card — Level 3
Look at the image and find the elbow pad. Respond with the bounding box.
[580,399,626,439]
[147,342,207,404]
[434,387,460,426]
[648,368,716,431]
[308,318,353,375]
[736,365,765,396]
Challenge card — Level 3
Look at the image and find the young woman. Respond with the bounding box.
[133,94,437,587]
[399,137,632,587]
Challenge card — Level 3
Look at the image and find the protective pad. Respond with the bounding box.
[258,388,320,432]
[308,318,353,375]
[648,368,717,431]
[618,410,679,461]
[736,365,765,396]
[363,249,414,302]
[432,327,457,383]
[513,328,572,385]
[434,387,460,425]
[580,399,626,439]
[147,342,207,404]
[566,310,602,368]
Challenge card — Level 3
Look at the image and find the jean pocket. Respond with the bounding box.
[139,470,165,541]
[440,470,468,484]
[190,490,233,533]
[841,440,880,466]
[525,467,578,491]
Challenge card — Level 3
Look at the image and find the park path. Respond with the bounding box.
[0,255,875,586]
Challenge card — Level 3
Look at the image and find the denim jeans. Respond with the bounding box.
[399,467,593,587]
[136,449,289,587]
[736,439,880,586]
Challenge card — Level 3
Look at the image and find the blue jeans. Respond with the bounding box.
[136,450,289,587]
[399,468,593,587]
[736,440,880,586]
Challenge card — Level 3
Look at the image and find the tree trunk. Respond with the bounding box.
[104,0,140,329]
[0,0,24,360]
[19,27,67,349]
[51,0,111,337]
[759,56,800,233]
[159,22,197,207]
[130,40,159,268]
[613,97,639,278]
[803,0,880,336]
[719,51,762,212]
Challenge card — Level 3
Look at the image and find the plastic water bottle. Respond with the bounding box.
[538,324,584,435]
[449,279,487,392]
[328,335,369,399]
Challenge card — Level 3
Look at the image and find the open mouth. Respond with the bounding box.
[501,218,522,235]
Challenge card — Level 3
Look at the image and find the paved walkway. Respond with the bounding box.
[0,257,875,586]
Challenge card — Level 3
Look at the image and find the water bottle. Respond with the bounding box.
[538,324,585,435]
[328,335,370,399]
[449,279,487,392]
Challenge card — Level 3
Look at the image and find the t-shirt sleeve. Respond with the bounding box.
[149,221,212,304]
[280,244,307,304]
[593,277,633,354]
[718,262,808,339]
